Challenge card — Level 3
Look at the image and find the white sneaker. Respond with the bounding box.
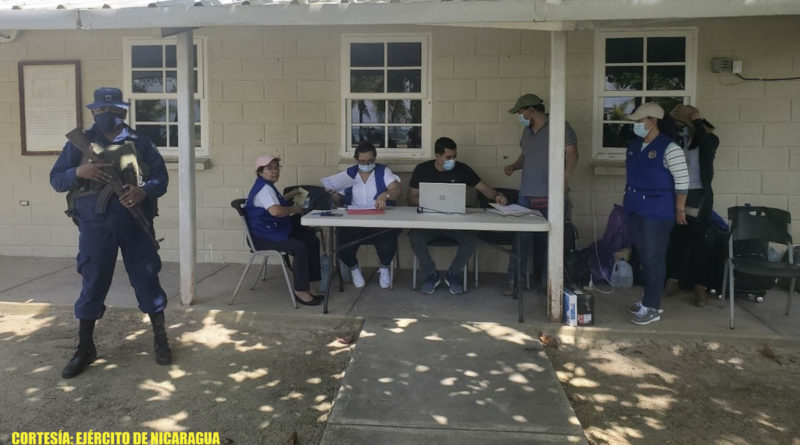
[378,267,391,289]
[350,266,365,288]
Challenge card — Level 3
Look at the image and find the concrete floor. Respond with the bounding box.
[1,255,798,443]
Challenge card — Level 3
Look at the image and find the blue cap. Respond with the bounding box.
[87,87,129,110]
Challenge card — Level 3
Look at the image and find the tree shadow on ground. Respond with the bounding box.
[546,336,800,445]
[0,304,360,445]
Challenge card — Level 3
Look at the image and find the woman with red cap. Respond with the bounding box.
[245,155,322,306]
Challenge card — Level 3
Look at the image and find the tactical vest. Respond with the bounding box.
[66,131,152,222]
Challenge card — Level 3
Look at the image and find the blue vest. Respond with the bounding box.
[623,133,676,221]
[343,164,396,206]
[245,177,292,242]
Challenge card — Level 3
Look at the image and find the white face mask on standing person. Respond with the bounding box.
[633,122,649,138]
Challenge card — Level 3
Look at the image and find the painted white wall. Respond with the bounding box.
[0,16,798,274]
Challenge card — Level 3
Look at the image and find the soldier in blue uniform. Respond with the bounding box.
[50,87,171,378]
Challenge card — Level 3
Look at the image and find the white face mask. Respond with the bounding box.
[517,114,529,127]
[633,122,649,138]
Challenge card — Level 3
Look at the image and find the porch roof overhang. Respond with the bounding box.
[0,0,799,31]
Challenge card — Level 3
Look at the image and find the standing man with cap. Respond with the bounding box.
[51,87,171,378]
[503,93,579,295]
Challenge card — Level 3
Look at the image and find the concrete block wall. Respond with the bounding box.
[0,17,798,277]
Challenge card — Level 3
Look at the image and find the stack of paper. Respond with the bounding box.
[292,187,309,206]
[488,203,542,216]
[320,171,355,193]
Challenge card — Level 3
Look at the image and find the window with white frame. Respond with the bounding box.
[123,37,207,156]
[592,29,696,160]
[341,34,431,159]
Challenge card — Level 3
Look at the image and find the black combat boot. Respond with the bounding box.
[149,311,172,365]
[62,319,98,379]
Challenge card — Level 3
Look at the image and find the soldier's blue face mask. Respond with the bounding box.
[94,112,124,133]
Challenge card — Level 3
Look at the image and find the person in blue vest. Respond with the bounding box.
[50,87,171,378]
[623,102,689,325]
[245,155,322,306]
[329,142,403,289]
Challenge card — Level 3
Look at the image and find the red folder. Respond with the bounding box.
[346,208,385,215]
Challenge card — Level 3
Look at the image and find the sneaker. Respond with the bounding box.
[421,272,441,295]
[627,301,664,315]
[630,306,661,325]
[350,266,365,288]
[503,281,515,296]
[378,267,391,289]
[445,272,464,295]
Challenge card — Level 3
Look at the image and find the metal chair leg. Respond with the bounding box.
[412,255,417,290]
[251,256,268,290]
[728,259,736,329]
[230,254,257,305]
[474,251,479,289]
[278,254,297,309]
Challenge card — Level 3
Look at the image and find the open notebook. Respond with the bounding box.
[488,203,543,217]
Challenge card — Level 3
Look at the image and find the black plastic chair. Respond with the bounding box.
[722,206,800,329]
[476,188,529,289]
[229,199,295,308]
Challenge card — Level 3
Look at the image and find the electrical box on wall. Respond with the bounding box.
[711,57,733,73]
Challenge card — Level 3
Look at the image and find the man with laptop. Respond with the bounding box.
[407,137,508,295]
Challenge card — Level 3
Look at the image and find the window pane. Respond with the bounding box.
[165,45,199,68]
[194,124,202,147]
[132,71,163,93]
[351,100,385,124]
[351,126,385,148]
[350,43,384,67]
[602,97,638,121]
[603,123,634,148]
[387,69,421,93]
[647,66,685,90]
[168,99,202,123]
[168,125,178,148]
[166,71,177,93]
[388,126,422,148]
[135,100,167,122]
[387,42,421,67]
[647,37,685,63]
[388,100,421,124]
[350,70,384,93]
[132,45,163,68]
[605,38,643,63]
[138,124,167,146]
[605,66,643,91]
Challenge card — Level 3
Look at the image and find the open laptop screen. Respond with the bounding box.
[418,182,466,214]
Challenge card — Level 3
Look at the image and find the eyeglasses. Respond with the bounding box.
[263,165,281,172]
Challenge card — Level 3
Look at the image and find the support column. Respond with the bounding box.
[176,30,197,305]
[547,30,566,322]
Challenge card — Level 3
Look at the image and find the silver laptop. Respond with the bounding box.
[418,182,466,214]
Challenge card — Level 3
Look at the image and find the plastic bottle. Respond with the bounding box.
[610,259,633,288]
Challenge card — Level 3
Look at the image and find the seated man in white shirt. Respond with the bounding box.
[330,142,403,288]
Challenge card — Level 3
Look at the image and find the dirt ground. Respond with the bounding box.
[546,336,800,445]
[0,304,360,445]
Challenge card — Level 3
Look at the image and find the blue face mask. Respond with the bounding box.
[517,114,530,127]
[94,112,124,133]
[358,163,376,173]
[443,159,456,171]
[632,122,649,138]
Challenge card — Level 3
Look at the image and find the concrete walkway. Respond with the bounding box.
[2,255,798,444]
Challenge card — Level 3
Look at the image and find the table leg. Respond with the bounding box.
[516,231,524,323]
[324,226,336,314]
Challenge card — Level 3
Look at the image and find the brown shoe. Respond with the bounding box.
[663,278,680,297]
[503,282,515,296]
[693,285,708,307]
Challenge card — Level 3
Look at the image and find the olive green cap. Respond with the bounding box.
[508,93,543,113]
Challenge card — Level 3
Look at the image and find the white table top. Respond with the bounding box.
[301,206,549,232]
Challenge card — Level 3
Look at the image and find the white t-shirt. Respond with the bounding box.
[349,167,401,207]
[253,183,281,209]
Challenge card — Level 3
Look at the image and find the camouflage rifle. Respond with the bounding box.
[66,128,160,249]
